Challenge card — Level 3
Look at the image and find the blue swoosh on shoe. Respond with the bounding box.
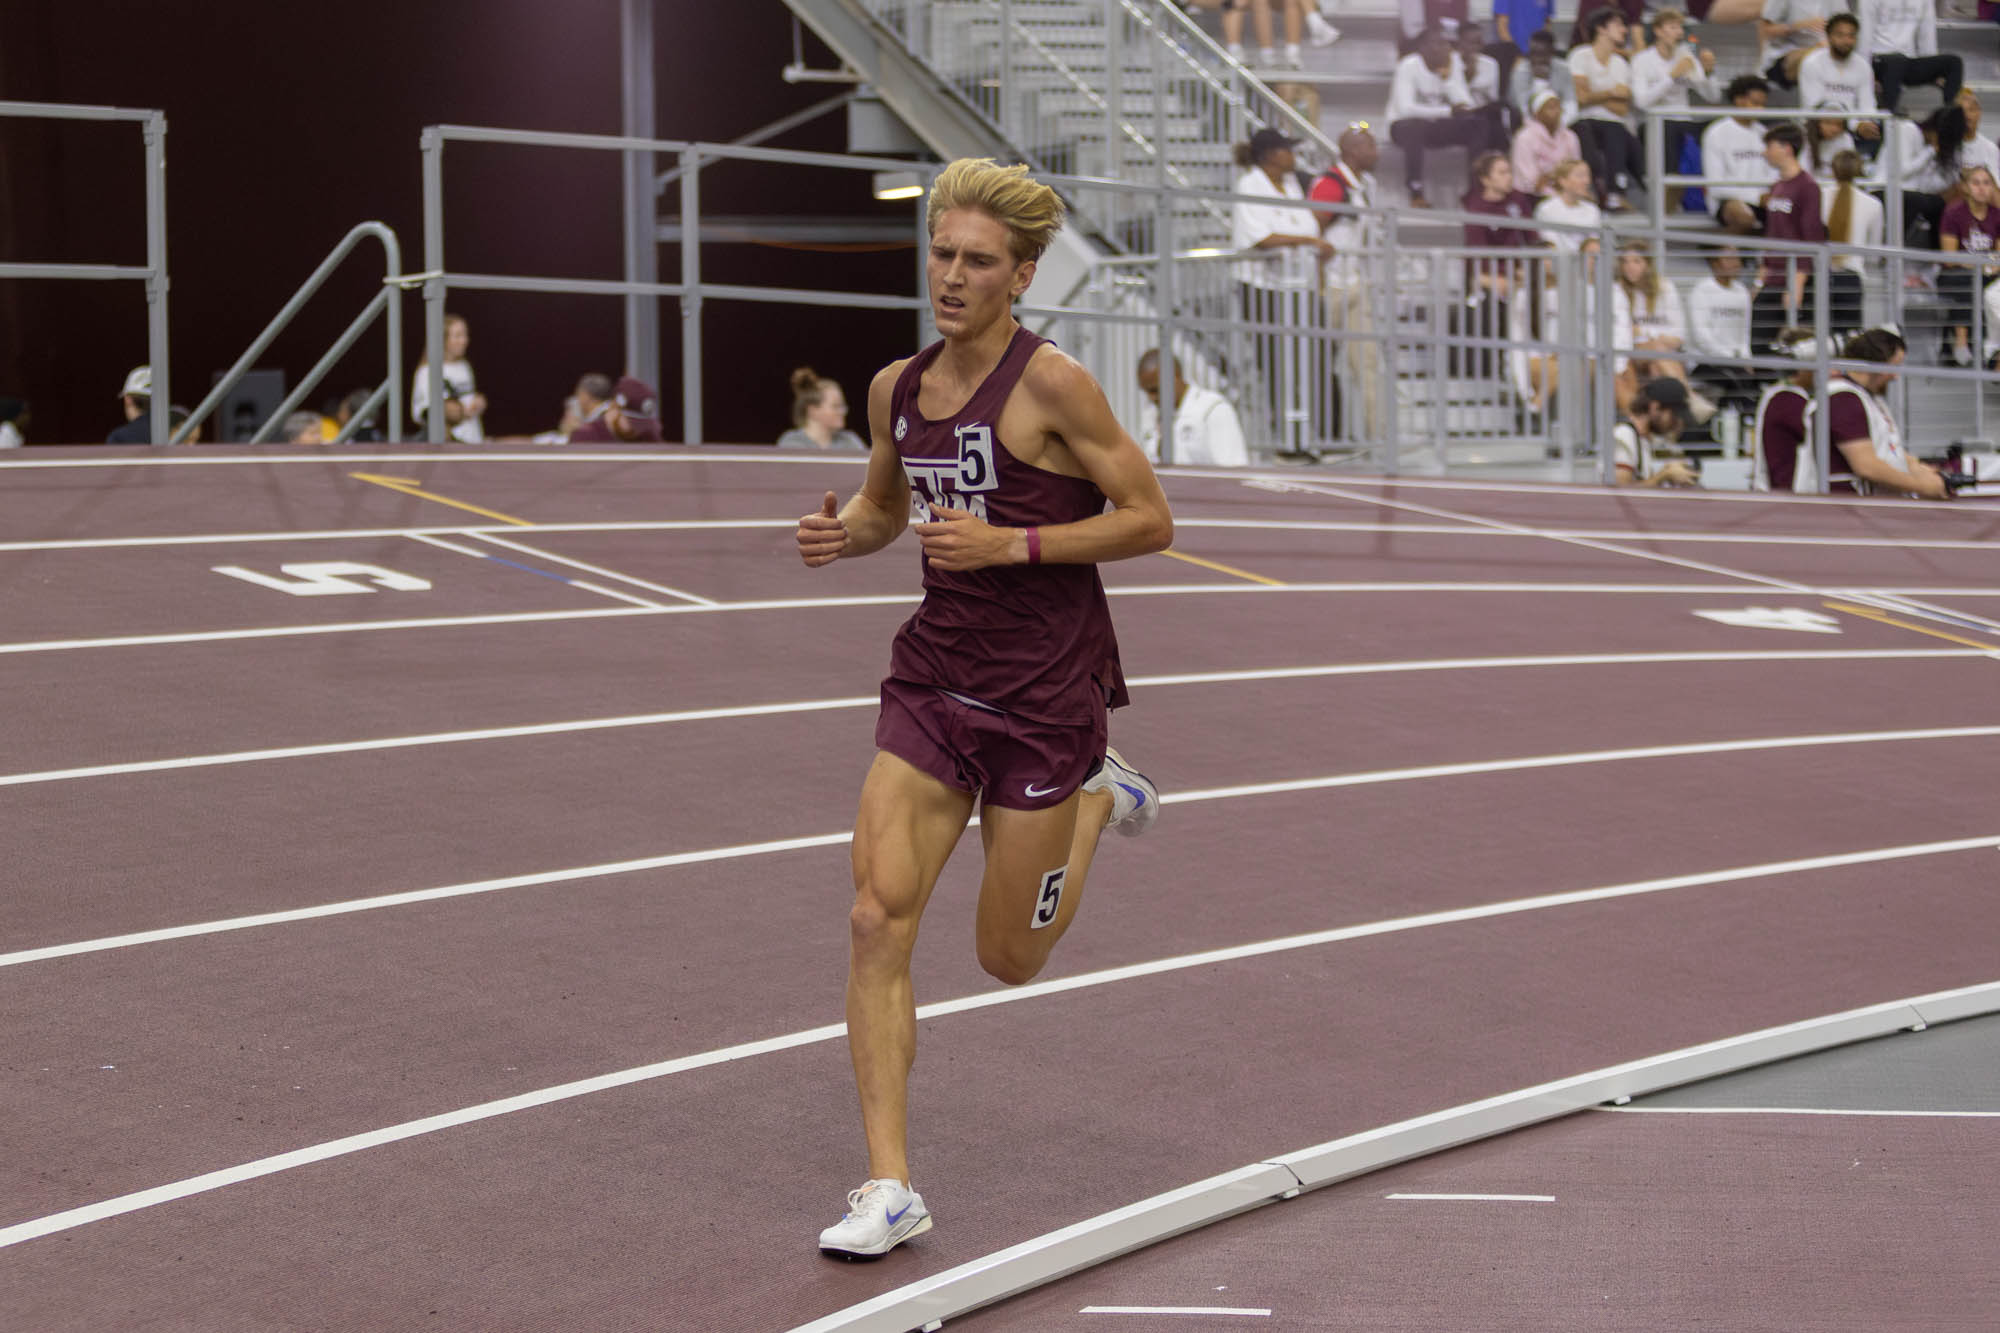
[886,1203,910,1226]
[1116,782,1148,806]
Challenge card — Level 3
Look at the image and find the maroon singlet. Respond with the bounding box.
[885,325,1128,726]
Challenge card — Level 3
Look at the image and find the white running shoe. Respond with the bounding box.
[1084,746,1160,838]
[818,1178,932,1258]
[1282,41,1304,67]
[1305,12,1341,44]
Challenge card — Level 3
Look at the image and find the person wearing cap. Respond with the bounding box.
[1385,24,1504,207]
[1231,125,1332,456]
[778,367,867,451]
[1808,326,1950,498]
[1612,377,1700,487]
[106,365,155,444]
[1511,86,1581,196]
[567,372,665,444]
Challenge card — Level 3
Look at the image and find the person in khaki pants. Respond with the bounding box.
[1310,125,1384,444]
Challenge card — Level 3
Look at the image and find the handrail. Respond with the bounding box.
[0,101,170,445]
[174,221,404,444]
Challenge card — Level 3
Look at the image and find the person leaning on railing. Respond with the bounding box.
[1311,125,1384,442]
[1230,127,1333,456]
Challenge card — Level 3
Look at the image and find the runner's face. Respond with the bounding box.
[928,208,1031,338]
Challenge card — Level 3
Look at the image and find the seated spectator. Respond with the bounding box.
[1612,239,1709,419]
[1567,0,1643,52]
[777,367,867,450]
[1456,22,1504,115]
[1938,165,2000,367]
[1820,149,1878,332]
[1612,376,1700,487]
[1703,76,1779,234]
[1796,14,1878,144]
[1806,112,1858,179]
[1568,6,1644,210]
[1751,122,1827,354]
[1888,104,1970,246]
[1813,326,1949,498]
[1461,151,1539,373]
[1386,25,1506,207]
[1513,89,1582,195]
[1508,29,1576,127]
[1686,245,1763,408]
[1632,8,1719,211]
[1758,0,1837,92]
[1752,327,1819,491]
[333,387,385,443]
[0,397,26,449]
[1859,0,1961,116]
[279,410,326,445]
[1533,158,1603,248]
[411,313,487,443]
[1958,90,2000,182]
[107,365,153,444]
[1135,350,1250,466]
[570,373,666,444]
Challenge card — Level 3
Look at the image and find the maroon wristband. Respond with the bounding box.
[1025,526,1041,564]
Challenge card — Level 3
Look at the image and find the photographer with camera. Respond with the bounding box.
[1612,376,1700,488]
[1811,327,1952,499]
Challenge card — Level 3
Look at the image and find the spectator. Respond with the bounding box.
[1858,0,1962,115]
[570,373,667,444]
[1957,89,2000,182]
[1888,104,1970,246]
[1210,0,1335,67]
[279,410,325,445]
[1612,239,1705,415]
[0,397,26,449]
[107,365,153,444]
[1135,350,1250,466]
[411,312,487,443]
[1513,89,1583,196]
[1752,122,1826,353]
[1752,327,1820,490]
[1508,29,1576,127]
[1461,151,1539,375]
[1821,148,1879,330]
[1386,25,1505,207]
[1612,376,1701,486]
[1938,165,2000,367]
[1687,245,1763,407]
[1457,22,1504,115]
[1806,112,1857,177]
[778,366,868,450]
[333,387,384,443]
[1633,9,1719,212]
[1812,326,1949,497]
[1569,6,1644,210]
[1567,0,1644,52]
[1795,14,1878,144]
[1493,0,1553,54]
[1703,75,1779,234]
[1758,0,1837,92]
[1233,127,1332,455]
[1312,125,1385,442]
[1533,157,1603,248]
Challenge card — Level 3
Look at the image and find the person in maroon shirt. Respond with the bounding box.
[794,158,1175,1259]
[1816,327,1950,498]
[1750,122,1825,354]
[1460,151,1538,375]
[1753,327,1816,491]
[1938,165,2000,367]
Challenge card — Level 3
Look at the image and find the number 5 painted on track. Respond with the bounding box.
[210,562,434,597]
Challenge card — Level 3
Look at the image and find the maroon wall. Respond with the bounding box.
[0,1,915,445]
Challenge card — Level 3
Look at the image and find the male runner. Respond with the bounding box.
[795,157,1175,1258]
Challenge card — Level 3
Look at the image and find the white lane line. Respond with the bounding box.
[1384,1193,1555,1202]
[3,836,1984,1248]
[2,835,1989,1251]
[1079,1308,1272,1317]
[398,530,671,611]
[465,532,719,607]
[1599,1106,2000,1118]
[2,650,1976,790]
[403,533,489,558]
[1229,470,2000,510]
[0,450,867,470]
[566,581,665,609]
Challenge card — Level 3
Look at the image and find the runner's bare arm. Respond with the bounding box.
[797,362,914,566]
[915,351,1173,572]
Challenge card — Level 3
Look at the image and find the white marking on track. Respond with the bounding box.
[1598,1105,2000,1118]
[464,532,718,606]
[0,653,1980,788]
[1,843,1989,1250]
[1079,1307,1272,1317]
[1383,1193,1555,1202]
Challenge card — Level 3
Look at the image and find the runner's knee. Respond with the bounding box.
[975,934,1047,986]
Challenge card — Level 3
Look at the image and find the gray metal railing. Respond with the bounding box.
[415,123,1997,488]
[174,221,405,444]
[0,101,170,445]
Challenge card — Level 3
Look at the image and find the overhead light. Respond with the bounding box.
[873,170,924,201]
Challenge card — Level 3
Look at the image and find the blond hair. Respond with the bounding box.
[925,158,1067,263]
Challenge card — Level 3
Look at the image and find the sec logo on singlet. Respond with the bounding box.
[895,415,908,441]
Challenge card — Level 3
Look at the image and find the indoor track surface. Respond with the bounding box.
[2,446,1995,1332]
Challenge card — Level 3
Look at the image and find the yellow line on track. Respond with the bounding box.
[1823,601,2000,652]
[1159,548,1286,586]
[349,472,535,526]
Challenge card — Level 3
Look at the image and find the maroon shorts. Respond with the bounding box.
[875,677,1106,811]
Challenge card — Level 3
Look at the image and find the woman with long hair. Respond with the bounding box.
[1820,149,1878,334]
[1891,104,1971,247]
[1938,165,2000,367]
[410,313,487,443]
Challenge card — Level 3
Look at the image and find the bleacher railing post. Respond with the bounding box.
[679,146,703,447]
[1594,228,1617,486]
[421,125,448,444]
[143,111,170,448]
[1381,213,1400,474]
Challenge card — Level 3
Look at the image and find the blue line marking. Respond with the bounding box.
[482,555,580,587]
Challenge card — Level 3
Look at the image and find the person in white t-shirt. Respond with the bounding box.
[1456,21,1504,114]
[1957,90,2000,183]
[1795,14,1879,145]
[1703,75,1779,234]
[1858,0,1961,116]
[1386,25,1506,207]
[411,312,487,443]
[1685,245,1762,410]
[1613,377,1700,487]
[1611,238,1702,416]
[1757,0,1836,91]
[1230,127,1333,455]
[1136,351,1251,467]
[1533,158,1603,249]
[1632,8,1717,211]
[1820,148,1878,333]
[1568,6,1643,211]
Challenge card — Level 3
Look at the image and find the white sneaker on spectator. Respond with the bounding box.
[1259,45,1277,66]
[1306,12,1341,44]
[1226,41,1246,63]
[1282,42,1304,66]
[818,1178,931,1258]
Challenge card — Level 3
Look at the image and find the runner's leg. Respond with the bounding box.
[972,786,1115,985]
[847,750,977,1185]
